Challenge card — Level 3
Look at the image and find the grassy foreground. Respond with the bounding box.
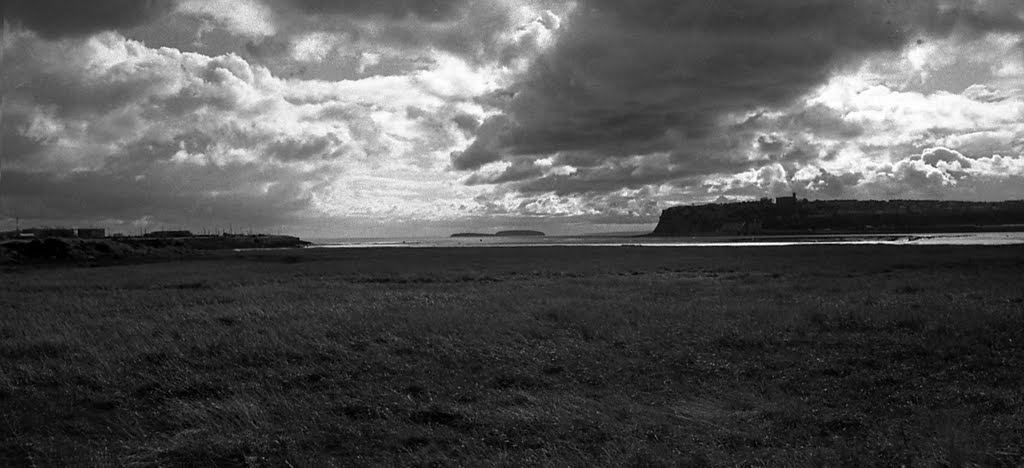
[1,245,1023,467]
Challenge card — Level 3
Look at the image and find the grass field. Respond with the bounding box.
[1,245,1023,466]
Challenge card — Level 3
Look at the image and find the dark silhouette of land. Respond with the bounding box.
[653,196,1024,236]
[451,230,546,237]
[0,232,309,264]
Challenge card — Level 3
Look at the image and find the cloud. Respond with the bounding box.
[451,115,512,170]
[1,31,483,234]
[0,94,54,158]
[799,168,865,199]
[464,1,922,156]
[861,147,1024,199]
[289,31,345,62]
[700,144,1024,203]
[794,147,1024,200]
[1,163,314,229]
[811,78,1024,155]
[4,0,177,38]
[6,1,1024,235]
[451,113,480,133]
[176,0,277,39]
[454,0,1024,200]
[280,0,469,22]
[264,134,341,162]
[963,84,1012,103]
[464,159,545,185]
[256,0,569,67]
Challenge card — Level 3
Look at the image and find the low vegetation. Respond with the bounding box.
[1,245,1022,466]
[0,235,308,265]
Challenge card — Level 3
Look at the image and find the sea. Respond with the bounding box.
[304,231,1024,249]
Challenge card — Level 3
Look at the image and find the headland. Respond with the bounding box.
[653,196,1024,236]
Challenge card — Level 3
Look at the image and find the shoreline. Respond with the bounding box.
[308,231,1024,248]
[3,232,1022,268]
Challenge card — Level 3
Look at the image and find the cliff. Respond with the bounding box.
[652,199,1024,236]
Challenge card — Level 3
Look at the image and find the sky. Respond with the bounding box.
[2,0,1024,237]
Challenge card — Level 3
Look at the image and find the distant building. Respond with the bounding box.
[77,228,106,239]
[775,192,798,209]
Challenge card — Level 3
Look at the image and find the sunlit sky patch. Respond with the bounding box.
[2,0,1024,237]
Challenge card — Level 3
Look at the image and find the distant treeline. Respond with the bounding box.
[652,199,1024,236]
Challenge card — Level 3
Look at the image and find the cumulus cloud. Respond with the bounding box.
[870,147,1024,198]
[1,30,483,234]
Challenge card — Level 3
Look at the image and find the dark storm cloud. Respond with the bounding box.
[0,110,47,165]
[253,0,568,67]
[3,0,177,38]
[455,0,1024,191]
[451,113,480,133]
[451,115,511,170]
[475,1,912,156]
[936,0,1024,36]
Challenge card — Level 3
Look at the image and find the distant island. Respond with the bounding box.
[652,195,1024,236]
[452,230,546,238]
